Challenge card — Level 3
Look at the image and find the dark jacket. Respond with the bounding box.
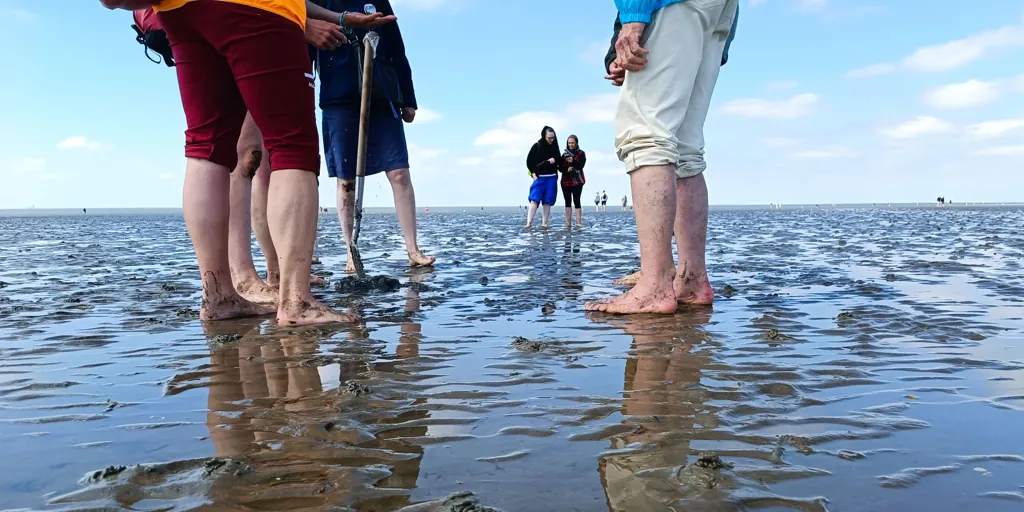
[527,127,562,177]
[560,148,587,187]
[604,6,739,74]
[313,0,418,110]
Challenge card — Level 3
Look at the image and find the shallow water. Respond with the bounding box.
[1,208,1023,511]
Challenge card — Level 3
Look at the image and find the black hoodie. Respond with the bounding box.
[526,126,561,177]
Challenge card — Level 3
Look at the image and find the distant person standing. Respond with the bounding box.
[595,191,602,212]
[525,126,561,228]
[560,135,587,228]
[601,191,608,211]
[621,195,628,211]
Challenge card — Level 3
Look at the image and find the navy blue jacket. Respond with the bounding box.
[313,0,418,110]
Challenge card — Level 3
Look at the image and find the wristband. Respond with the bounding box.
[339,11,349,28]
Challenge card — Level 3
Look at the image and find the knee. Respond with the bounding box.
[236,145,264,179]
[386,168,411,187]
[338,179,356,194]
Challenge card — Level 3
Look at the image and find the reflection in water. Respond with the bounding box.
[4,208,1024,511]
[600,312,712,511]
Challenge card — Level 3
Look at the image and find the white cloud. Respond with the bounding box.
[849,19,1024,77]
[790,146,857,159]
[967,119,1024,138]
[720,93,819,119]
[975,145,1024,156]
[458,157,484,167]
[923,79,1001,109]
[764,80,799,92]
[880,116,953,139]
[3,157,45,176]
[563,93,618,124]
[58,136,106,151]
[846,63,896,78]
[415,107,442,123]
[580,41,608,64]
[474,94,617,159]
[750,0,767,5]
[407,143,448,169]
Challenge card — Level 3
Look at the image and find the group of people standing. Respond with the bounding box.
[104,0,741,320]
[525,127,588,229]
[104,0,431,326]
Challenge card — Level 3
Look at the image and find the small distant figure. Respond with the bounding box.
[621,195,628,211]
[82,208,87,215]
[937,196,946,206]
[594,191,601,212]
[601,190,608,212]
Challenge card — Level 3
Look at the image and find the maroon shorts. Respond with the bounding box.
[158,1,320,174]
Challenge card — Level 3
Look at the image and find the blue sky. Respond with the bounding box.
[1,0,1023,208]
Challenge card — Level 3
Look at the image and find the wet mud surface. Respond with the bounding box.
[1,208,1024,511]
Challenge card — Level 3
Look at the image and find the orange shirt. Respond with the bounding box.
[154,0,306,29]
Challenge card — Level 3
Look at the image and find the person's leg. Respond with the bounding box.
[573,186,584,227]
[525,201,538,228]
[386,167,435,267]
[562,185,573,227]
[336,178,358,273]
[587,0,721,314]
[215,1,355,324]
[158,5,274,321]
[249,144,278,285]
[542,203,552,227]
[228,114,278,304]
[672,1,735,305]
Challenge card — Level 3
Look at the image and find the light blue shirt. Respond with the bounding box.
[615,0,687,24]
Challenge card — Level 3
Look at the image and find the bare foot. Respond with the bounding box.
[278,298,360,326]
[524,222,533,228]
[201,295,276,321]
[408,250,436,268]
[235,278,279,305]
[266,270,281,288]
[344,254,357,274]
[585,282,677,315]
[674,270,715,305]
[612,271,641,286]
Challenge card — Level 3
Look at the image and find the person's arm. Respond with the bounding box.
[605,14,621,75]
[379,0,418,110]
[614,0,658,24]
[526,144,539,176]
[306,1,396,28]
[577,151,587,171]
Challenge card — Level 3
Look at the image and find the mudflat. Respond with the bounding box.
[1,207,1023,511]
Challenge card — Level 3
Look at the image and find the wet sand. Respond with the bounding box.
[1,207,1023,511]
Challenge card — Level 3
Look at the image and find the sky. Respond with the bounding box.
[1,0,1023,209]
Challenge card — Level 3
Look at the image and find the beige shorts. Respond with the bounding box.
[614,0,739,179]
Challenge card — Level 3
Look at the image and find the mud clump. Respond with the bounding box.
[837,311,855,321]
[203,458,253,477]
[541,302,556,315]
[342,381,371,396]
[176,308,200,318]
[209,334,243,346]
[780,435,814,455]
[693,453,734,470]
[512,336,544,352]
[160,283,176,292]
[334,275,401,293]
[301,355,339,368]
[396,491,502,512]
[720,284,738,297]
[479,276,489,286]
[884,273,900,282]
[88,465,126,482]
[0,281,8,289]
[763,329,794,341]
